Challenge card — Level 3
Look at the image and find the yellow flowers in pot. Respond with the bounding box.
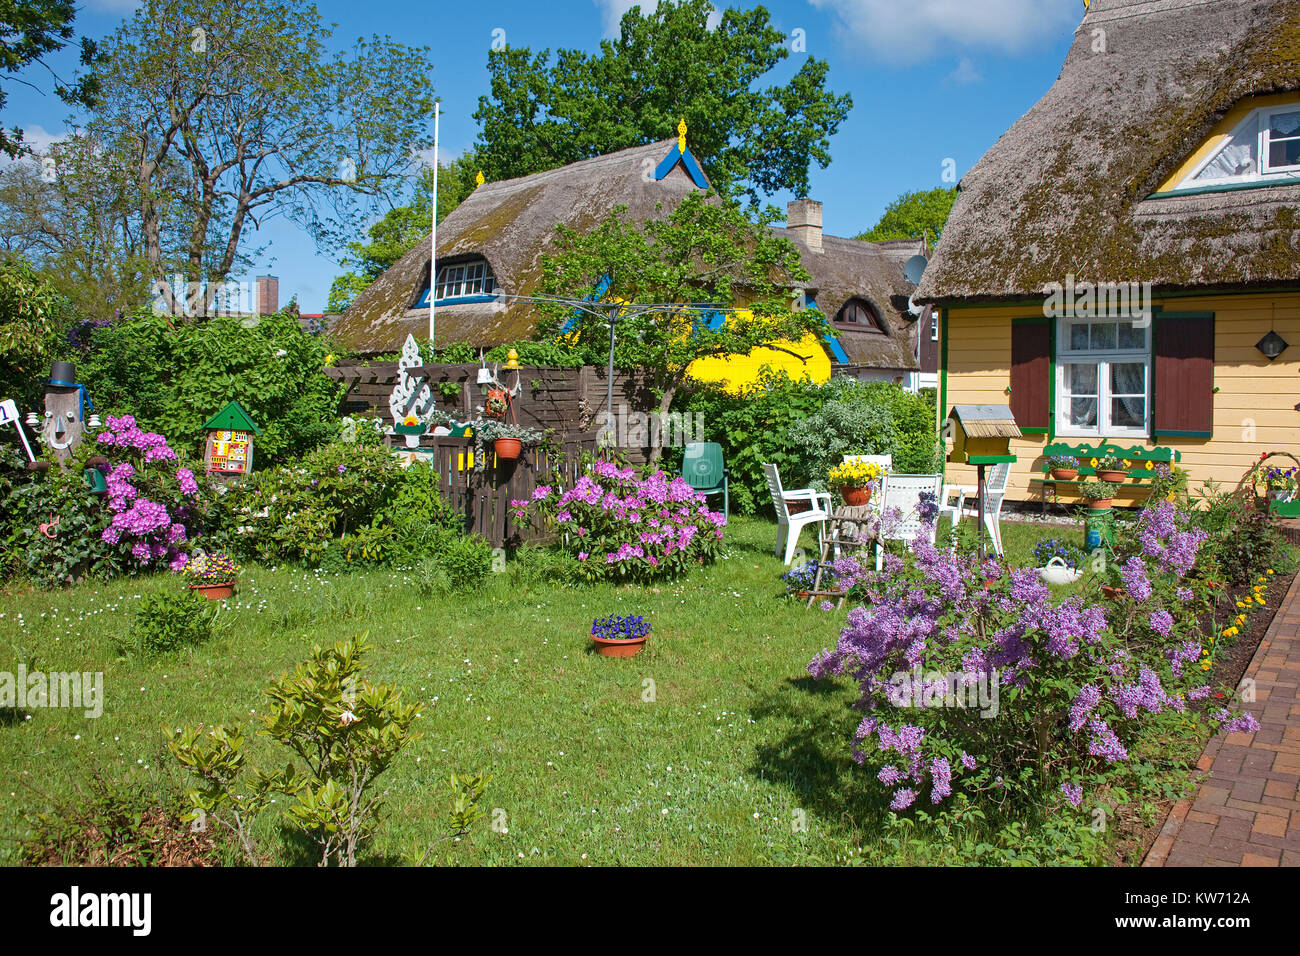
[827,460,886,488]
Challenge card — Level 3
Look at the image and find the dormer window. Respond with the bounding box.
[436,259,496,299]
[835,298,885,333]
[1174,103,1300,190]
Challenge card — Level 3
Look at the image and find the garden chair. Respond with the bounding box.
[682,442,729,520]
[843,453,892,470]
[939,462,1010,556]
[875,473,943,571]
[763,463,832,565]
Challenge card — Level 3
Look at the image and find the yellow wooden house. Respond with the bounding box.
[917,0,1300,506]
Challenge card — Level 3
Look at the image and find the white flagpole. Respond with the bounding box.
[429,100,440,346]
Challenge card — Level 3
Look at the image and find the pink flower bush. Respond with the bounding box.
[512,461,726,581]
[96,416,197,570]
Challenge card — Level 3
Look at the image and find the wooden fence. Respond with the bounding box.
[410,434,599,548]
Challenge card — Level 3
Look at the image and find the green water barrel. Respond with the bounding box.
[1084,508,1114,551]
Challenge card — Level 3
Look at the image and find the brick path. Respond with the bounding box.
[1144,572,1300,867]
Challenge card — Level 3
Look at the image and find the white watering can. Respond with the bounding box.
[1038,556,1082,586]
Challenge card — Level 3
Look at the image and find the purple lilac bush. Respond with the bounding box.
[512,460,726,582]
[96,415,200,571]
[809,499,1257,814]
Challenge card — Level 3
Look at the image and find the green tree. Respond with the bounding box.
[856,187,957,243]
[536,192,827,455]
[326,156,479,313]
[0,258,76,406]
[85,0,436,314]
[473,0,852,203]
[0,0,99,158]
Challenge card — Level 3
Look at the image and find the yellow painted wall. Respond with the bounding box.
[687,331,832,392]
[942,293,1300,504]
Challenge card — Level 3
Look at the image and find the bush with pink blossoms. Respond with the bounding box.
[512,460,726,582]
[808,500,1257,817]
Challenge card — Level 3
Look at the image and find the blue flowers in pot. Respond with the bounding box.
[591,614,650,657]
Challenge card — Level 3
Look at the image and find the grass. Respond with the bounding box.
[0,513,1126,866]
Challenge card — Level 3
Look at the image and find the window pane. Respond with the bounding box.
[1268,136,1300,169]
[1070,398,1098,427]
[1269,109,1300,139]
[1117,321,1145,350]
[1064,363,1098,394]
[1090,323,1116,350]
[1070,323,1089,350]
[1110,362,1146,396]
[1194,114,1258,181]
[1112,397,1145,428]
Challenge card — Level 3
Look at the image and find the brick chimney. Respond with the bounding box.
[786,199,823,254]
[256,275,279,316]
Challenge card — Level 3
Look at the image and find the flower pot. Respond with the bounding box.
[840,485,872,507]
[591,634,646,658]
[494,438,522,460]
[1101,585,1128,601]
[785,499,811,515]
[1097,470,1127,482]
[189,581,236,600]
[1050,468,1079,480]
[1086,498,1113,510]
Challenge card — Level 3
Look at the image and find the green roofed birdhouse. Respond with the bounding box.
[203,401,261,477]
[947,405,1020,465]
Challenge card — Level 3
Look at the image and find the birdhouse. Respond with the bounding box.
[202,401,261,477]
[947,405,1020,465]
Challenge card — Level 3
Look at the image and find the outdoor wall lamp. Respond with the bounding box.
[1257,330,1288,360]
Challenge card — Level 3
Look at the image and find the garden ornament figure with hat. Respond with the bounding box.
[25,361,98,466]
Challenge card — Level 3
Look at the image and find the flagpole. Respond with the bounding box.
[429,100,440,345]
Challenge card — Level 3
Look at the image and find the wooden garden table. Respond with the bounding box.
[805,504,877,610]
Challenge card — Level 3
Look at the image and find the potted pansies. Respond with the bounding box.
[591,614,650,658]
[1264,466,1297,502]
[1080,480,1117,510]
[1095,456,1129,482]
[1047,455,1079,480]
[827,460,886,507]
[1034,537,1084,585]
[183,551,240,599]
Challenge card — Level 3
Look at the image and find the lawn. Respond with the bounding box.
[0,513,1131,866]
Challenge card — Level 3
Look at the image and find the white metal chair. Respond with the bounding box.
[763,463,832,565]
[875,473,943,570]
[939,462,1011,556]
[843,453,892,470]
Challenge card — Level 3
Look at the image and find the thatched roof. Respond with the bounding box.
[774,229,921,371]
[918,0,1300,304]
[332,138,705,352]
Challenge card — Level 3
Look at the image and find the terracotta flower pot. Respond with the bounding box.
[494,438,522,460]
[1050,468,1079,480]
[1101,585,1129,601]
[1098,470,1127,482]
[591,634,646,658]
[1087,498,1113,510]
[189,581,236,600]
[840,485,872,507]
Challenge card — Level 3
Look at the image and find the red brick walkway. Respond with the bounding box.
[1145,573,1300,867]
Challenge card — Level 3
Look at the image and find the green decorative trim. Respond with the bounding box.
[969,454,1017,465]
[1153,430,1213,439]
[939,308,948,484]
[1020,427,1050,435]
[1146,178,1300,200]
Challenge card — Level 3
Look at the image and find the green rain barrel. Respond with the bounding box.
[1084,508,1115,551]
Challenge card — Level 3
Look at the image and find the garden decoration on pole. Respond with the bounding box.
[945,405,1020,565]
[24,362,99,468]
[202,401,261,480]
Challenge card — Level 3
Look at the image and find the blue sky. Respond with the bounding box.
[6,0,1085,312]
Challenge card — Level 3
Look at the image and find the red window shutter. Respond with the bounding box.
[1010,320,1051,431]
[1154,314,1214,436]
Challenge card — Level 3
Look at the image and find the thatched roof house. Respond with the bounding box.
[918,0,1300,303]
[332,135,923,386]
[922,0,1300,509]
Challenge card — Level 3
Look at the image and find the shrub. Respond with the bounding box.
[133,589,218,655]
[809,499,1255,816]
[413,530,496,594]
[1192,482,1294,585]
[75,310,342,466]
[514,460,727,582]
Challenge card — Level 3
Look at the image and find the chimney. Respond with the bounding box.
[256,275,279,316]
[787,199,823,254]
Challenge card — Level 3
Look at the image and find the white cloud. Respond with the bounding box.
[948,57,982,85]
[808,0,1080,60]
[0,124,68,169]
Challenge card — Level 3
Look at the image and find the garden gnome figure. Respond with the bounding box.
[39,362,95,466]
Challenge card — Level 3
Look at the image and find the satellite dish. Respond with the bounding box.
[903,254,929,287]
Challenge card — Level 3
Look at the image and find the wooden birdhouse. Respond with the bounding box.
[202,401,261,477]
[947,405,1020,465]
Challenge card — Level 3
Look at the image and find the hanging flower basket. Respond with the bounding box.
[494,438,522,460]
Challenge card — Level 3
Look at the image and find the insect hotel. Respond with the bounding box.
[202,401,261,477]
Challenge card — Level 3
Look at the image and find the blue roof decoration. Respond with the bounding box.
[804,296,850,364]
[654,119,709,189]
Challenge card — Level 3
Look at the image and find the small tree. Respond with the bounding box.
[856,187,957,243]
[536,192,828,453]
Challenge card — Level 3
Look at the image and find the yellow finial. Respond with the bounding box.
[475,170,485,187]
[677,118,687,153]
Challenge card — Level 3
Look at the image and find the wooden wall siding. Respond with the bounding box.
[406,435,598,549]
[943,294,1300,503]
[328,361,660,463]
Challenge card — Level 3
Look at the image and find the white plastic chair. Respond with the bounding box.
[764,463,832,565]
[940,462,1010,556]
[875,473,943,570]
